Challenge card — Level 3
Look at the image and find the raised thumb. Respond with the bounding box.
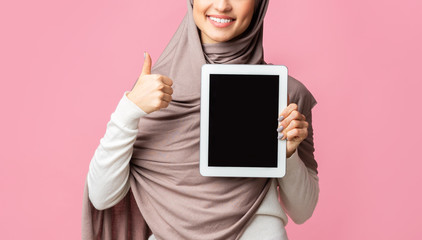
[141,52,152,76]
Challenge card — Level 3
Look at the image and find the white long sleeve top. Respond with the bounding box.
[87,91,319,239]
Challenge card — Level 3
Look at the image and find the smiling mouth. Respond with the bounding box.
[207,15,236,24]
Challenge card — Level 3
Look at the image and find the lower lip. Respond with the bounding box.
[207,16,235,28]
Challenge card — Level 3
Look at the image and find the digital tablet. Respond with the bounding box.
[200,64,288,178]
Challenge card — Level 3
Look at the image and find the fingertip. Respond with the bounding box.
[144,52,151,62]
[141,51,152,75]
[277,125,284,132]
[168,78,174,87]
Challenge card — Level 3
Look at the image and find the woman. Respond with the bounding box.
[82,0,319,239]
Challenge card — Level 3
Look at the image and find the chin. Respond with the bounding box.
[211,37,230,43]
[207,33,236,43]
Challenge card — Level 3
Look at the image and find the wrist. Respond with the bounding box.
[126,91,133,101]
[287,149,296,159]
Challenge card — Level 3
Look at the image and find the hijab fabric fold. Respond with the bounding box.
[82,0,317,239]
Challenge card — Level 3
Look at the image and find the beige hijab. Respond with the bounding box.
[82,0,317,239]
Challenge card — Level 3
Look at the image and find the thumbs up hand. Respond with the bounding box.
[127,52,174,114]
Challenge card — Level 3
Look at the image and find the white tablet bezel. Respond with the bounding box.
[200,64,288,178]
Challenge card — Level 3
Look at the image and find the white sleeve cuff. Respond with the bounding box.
[111,91,147,129]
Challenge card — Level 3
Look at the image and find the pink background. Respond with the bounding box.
[1,0,421,239]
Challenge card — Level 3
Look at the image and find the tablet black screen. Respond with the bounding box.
[208,74,279,167]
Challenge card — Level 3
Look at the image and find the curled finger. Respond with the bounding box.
[161,85,174,95]
[161,93,172,103]
[286,128,308,141]
[278,109,302,132]
[278,103,298,121]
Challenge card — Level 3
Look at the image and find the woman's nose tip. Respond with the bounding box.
[214,0,232,12]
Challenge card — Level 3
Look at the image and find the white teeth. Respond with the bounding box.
[209,16,233,23]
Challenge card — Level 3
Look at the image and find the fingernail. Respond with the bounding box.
[278,115,284,121]
[277,126,283,132]
[277,133,284,139]
[144,51,146,59]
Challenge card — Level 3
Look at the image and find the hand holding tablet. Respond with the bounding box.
[277,103,309,158]
[200,64,288,178]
